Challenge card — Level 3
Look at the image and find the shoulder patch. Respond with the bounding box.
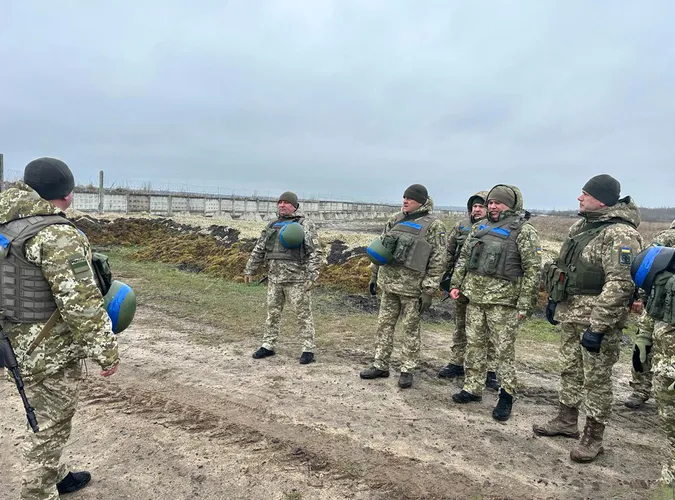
[619,246,632,266]
[536,247,542,255]
[68,255,94,280]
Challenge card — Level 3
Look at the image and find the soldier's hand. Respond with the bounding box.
[631,301,644,314]
[418,293,432,313]
[632,334,652,372]
[369,278,377,296]
[100,363,118,377]
[517,312,527,321]
[450,288,461,300]
[244,275,253,285]
[545,298,559,325]
[581,330,604,354]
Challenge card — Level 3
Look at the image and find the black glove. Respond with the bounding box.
[439,271,452,292]
[369,278,377,296]
[581,330,604,354]
[545,298,559,326]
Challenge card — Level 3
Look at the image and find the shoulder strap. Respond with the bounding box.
[570,218,627,238]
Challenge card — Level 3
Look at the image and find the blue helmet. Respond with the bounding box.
[631,246,675,294]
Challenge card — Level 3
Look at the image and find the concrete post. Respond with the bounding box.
[98,170,104,214]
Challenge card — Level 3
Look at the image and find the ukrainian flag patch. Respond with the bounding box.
[619,246,632,265]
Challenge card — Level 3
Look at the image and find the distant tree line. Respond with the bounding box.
[538,207,675,223]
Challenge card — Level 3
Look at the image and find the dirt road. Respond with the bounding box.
[0,300,667,499]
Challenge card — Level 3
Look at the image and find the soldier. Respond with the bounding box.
[534,174,643,463]
[449,185,541,421]
[360,184,446,389]
[625,220,675,409]
[438,191,499,391]
[245,191,324,364]
[630,244,675,487]
[0,158,120,499]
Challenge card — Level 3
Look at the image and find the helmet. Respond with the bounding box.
[104,280,137,333]
[366,237,393,265]
[279,222,305,249]
[631,246,675,294]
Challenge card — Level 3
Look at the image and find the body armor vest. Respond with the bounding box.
[0,215,74,323]
[465,216,526,282]
[455,217,472,252]
[645,271,675,324]
[264,216,309,261]
[544,219,624,303]
[382,213,436,273]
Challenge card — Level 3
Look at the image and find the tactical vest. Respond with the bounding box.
[382,213,436,273]
[465,216,526,282]
[0,215,74,323]
[544,219,625,303]
[264,216,310,261]
[645,271,675,324]
[455,218,472,252]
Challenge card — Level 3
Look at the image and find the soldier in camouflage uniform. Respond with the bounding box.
[449,185,541,421]
[0,158,120,500]
[438,191,498,390]
[625,220,675,409]
[360,184,446,389]
[533,174,643,463]
[245,191,324,364]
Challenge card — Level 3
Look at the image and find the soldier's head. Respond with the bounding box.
[578,174,620,213]
[402,184,428,214]
[486,185,517,221]
[24,157,75,210]
[467,193,487,221]
[277,191,299,216]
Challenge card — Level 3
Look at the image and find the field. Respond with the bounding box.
[1,213,673,500]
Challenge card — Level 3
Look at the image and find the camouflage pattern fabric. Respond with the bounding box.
[553,197,643,329]
[244,209,324,284]
[371,197,447,298]
[450,186,542,315]
[649,219,675,248]
[20,362,81,500]
[630,311,655,398]
[0,183,119,385]
[650,320,675,485]
[462,303,519,396]
[445,190,488,273]
[262,282,316,353]
[372,291,422,373]
[448,293,496,369]
[557,322,621,424]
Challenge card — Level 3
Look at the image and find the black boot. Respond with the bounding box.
[299,352,314,364]
[398,372,413,389]
[438,363,465,378]
[485,371,500,391]
[57,471,92,495]
[252,347,275,359]
[452,390,482,403]
[492,389,513,421]
[360,367,390,379]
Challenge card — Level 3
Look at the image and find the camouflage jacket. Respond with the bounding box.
[450,185,542,314]
[446,191,488,273]
[650,219,675,247]
[244,209,324,284]
[371,197,447,297]
[1,183,119,385]
[554,196,644,332]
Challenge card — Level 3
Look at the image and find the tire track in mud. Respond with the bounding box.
[80,376,540,500]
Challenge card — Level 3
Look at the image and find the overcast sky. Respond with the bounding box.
[2,1,674,209]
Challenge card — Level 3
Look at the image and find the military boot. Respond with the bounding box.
[624,392,649,409]
[438,363,464,378]
[57,471,92,494]
[492,389,513,421]
[485,371,500,391]
[532,403,580,439]
[360,367,390,379]
[570,418,605,463]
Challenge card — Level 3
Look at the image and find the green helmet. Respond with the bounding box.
[279,222,305,249]
[367,237,393,265]
[104,280,137,334]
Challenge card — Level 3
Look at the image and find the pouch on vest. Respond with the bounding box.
[392,233,415,265]
[380,233,398,257]
[544,262,569,303]
[663,275,675,325]
[646,271,674,321]
[92,253,113,295]
[479,241,503,275]
[466,239,484,270]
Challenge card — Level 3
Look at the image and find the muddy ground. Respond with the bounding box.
[0,289,668,500]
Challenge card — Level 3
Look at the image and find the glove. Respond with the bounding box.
[545,298,559,326]
[418,293,432,313]
[369,278,377,296]
[631,333,652,372]
[439,271,452,292]
[581,330,604,354]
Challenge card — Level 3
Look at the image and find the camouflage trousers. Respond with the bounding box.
[651,320,675,485]
[558,322,620,425]
[373,291,421,373]
[448,295,496,369]
[262,282,316,353]
[21,362,82,500]
[629,364,653,399]
[463,304,518,396]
